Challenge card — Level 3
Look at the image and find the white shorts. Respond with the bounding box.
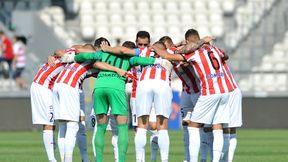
[224,88,243,128]
[149,106,157,123]
[130,97,138,126]
[190,93,230,125]
[53,83,80,122]
[125,82,132,96]
[180,91,200,121]
[136,79,172,118]
[31,82,55,125]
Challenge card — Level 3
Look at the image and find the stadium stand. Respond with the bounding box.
[0,0,287,96]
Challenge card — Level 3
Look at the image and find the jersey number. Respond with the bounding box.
[49,112,54,122]
[104,55,124,69]
[207,51,220,70]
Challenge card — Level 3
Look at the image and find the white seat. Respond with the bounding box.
[110,14,122,23]
[167,15,179,25]
[153,26,167,39]
[111,27,124,37]
[39,13,52,26]
[81,26,95,41]
[109,1,121,11]
[193,1,206,10]
[138,14,151,24]
[80,1,93,12]
[165,1,178,10]
[167,26,181,38]
[208,0,221,10]
[124,14,137,25]
[274,63,286,71]
[222,0,235,14]
[152,15,165,24]
[181,15,194,24]
[137,1,149,11]
[123,1,135,11]
[151,2,164,11]
[179,1,192,11]
[95,15,108,25]
[94,2,107,12]
[81,14,94,24]
[210,25,224,37]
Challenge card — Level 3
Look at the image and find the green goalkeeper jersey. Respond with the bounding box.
[74,50,156,91]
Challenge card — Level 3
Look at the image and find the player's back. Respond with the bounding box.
[55,61,95,89]
[33,61,65,89]
[184,45,235,95]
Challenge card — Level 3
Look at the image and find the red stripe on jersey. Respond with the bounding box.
[33,65,46,82]
[38,64,62,85]
[70,64,93,88]
[149,68,156,79]
[140,68,147,81]
[48,73,60,89]
[198,49,215,95]
[192,61,207,95]
[56,68,66,83]
[214,48,235,91]
[205,46,225,94]
[182,65,200,93]
[173,64,191,93]
[160,68,166,81]
[63,63,81,84]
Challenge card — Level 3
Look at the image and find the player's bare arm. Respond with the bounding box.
[100,41,135,56]
[152,45,185,62]
[93,61,128,77]
[175,36,215,54]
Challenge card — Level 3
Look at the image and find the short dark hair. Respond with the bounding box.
[159,36,173,47]
[94,37,110,48]
[185,29,200,40]
[153,41,166,50]
[136,31,150,41]
[122,41,136,49]
[16,36,27,45]
[0,30,4,35]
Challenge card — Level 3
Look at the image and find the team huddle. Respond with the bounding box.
[30,29,242,162]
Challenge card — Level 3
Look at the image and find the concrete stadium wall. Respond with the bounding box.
[0,97,288,131]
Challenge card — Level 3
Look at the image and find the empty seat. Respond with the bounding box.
[151,1,164,11]
[96,26,110,38]
[152,15,165,24]
[167,15,179,25]
[111,26,124,37]
[110,14,122,25]
[81,26,95,41]
[123,1,135,11]
[179,1,192,11]
[94,2,107,12]
[165,1,178,10]
[95,15,108,25]
[222,0,235,14]
[137,1,149,11]
[109,1,121,11]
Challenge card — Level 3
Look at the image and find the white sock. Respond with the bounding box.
[77,121,88,162]
[64,121,79,162]
[92,124,97,160]
[150,130,159,161]
[183,126,190,161]
[212,130,224,162]
[188,127,200,162]
[200,128,208,162]
[135,128,147,162]
[43,130,57,162]
[228,134,237,162]
[221,133,230,162]
[112,135,119,162]
[206,131,214,160]
[58,122,67,162]
[158,130,169,162]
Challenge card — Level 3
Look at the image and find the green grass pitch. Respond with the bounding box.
[0,129,288,162]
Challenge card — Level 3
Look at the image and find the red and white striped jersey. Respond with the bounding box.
[33,60,65,90]
[214,47,238,89]
[167,47,200,94]
[173,62,200,94]
[55,62,98,89]
[138,47,170,83]
[183,45,236,96]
